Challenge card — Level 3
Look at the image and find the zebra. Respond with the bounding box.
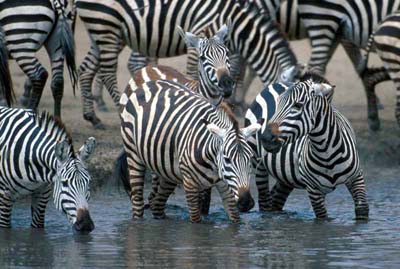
[0,0,78,117]
[297,0,400,130]
[0,106,96,232]
[362,13,400,126]
[116,77,261,222]
[246,79,369,219]
[74,0,299,128]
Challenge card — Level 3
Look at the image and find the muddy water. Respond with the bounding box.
[1,169,400,268]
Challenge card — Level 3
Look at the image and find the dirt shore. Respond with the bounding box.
[7,19,400,190]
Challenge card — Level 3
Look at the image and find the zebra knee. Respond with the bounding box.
[51,77,64,100]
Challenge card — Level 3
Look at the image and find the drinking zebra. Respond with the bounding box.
[116,78,261,222]
[246,80,369,219]
[74,0,298,128]
[0,107,96,232]
[0,0,78,117]
[363,13,400,126]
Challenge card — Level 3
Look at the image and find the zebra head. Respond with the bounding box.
[53,137,97,233]
[178,24,235,99]
[205,119,261,212]
[260,81,335,152]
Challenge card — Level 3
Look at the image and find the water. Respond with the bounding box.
[1,172,400,268]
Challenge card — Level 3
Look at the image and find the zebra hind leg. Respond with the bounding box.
[0,192,13,228]
[215,180,240,223]
[346,174,369,220]
[150,177,177,219]
[270,181,294,211]
[307,188,328,219]
[92,75,108,112]
[31,185,52,228]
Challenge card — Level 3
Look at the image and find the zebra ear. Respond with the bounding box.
[279,66,298,84]
[79,137,97,163]
[177,25,200,49]
[213,24,230,43]
[55,140,71,164]
[204,121,226,139]
[241,122,262,140]
[312,82,335,97]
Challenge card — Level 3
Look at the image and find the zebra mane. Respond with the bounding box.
[301,71,330,84]
[36,111,73,150]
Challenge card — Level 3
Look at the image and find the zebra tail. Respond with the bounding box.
[114,150,131,195]
[0,29,14,106]
[55,11,78,95]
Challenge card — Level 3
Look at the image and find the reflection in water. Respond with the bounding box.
[1,176,400,268]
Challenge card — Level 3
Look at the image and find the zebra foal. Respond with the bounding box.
[116,79,261,223]
[258,81,369,219]
[0,107,96,232]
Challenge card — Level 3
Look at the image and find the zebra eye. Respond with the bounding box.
[293,102,303,110]
[224,157,231,164]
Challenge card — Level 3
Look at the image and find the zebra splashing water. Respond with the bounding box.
[0,107,96,232]
[116,79,261,223]
[0,0,78,117]
[255,81,369,219]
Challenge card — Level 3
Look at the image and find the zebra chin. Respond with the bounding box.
[72,208,95,234]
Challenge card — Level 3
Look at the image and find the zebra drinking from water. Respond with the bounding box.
[0,0,77,117]
[250,80,369,219]
[75,0,299,128]
[0,107,96,232]
[116,78,261,222]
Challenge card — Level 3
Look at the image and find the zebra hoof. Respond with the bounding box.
[94,122,106,130]
[355,206,369,220]
[19,96,30,107]
[368,117,380,132]
[84,113,106,129]
[97,104,109,112]
[152,213,166,220]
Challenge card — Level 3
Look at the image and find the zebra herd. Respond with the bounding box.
[3,0,400,232]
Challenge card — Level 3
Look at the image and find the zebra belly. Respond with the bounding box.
[0,177,48,200]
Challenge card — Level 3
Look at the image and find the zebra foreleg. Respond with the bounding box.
[125,151,146,219]
[215,180,240,223]
[182,178,202,223]
[255,162,272,211]
[0,192,13,228]
[19,79,32,107]
[199,188,212,215]
[92,75,109,112]
[270,181,294,211]
[346,174,369,220]
[307,188,328,219]
[150,177,177,219]
[31,185,52,228]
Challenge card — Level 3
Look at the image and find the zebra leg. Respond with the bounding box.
[45,39,65,118]
[31,185,52,228]
[199,188,212,215]
[92,75,108,112]
[19,79,33,107]
[150,177,177,219]
[0,192,13,228]
[14,53,48,111]
[79,46,103,128]
[256,162,272,211]
[307,188,328,219]
[215,180,240,223]
[126,152,146,219]
[270,181,294,211]
[342,41,381,131]
[182,178,202,223]
[346,174,369,220]
[147,173,160,207]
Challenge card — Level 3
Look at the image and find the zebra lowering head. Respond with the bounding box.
[178,24,235,100]
[203,109,261,213]
[260,80,335,151]
[53,137,97,233]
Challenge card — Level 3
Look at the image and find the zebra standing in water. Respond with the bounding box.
[75,0,299,128]
[117,78,261,222]
[0,107,96,232]
[0,0,77,117]
[247,80,369,219]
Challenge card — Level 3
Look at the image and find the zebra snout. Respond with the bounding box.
[237,191,255,212]
[73,208,95,234]
[218,74,235,97]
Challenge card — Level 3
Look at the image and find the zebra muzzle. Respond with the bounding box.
[73,208,95,233]
[237,191,255,212]
[218,74,235,97]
